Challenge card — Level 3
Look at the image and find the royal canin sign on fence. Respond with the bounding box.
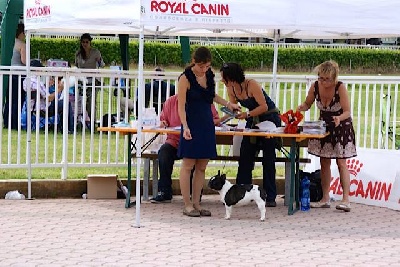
[329,148,400,211]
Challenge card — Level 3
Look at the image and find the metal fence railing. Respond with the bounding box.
[1,67,399,177]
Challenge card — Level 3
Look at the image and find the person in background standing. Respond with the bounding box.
[177,47,239,217]
[297,60,356,212]
[3,23,26,129]
[220,62,281,207]
[75,33,105,124]
[75,33,104,70]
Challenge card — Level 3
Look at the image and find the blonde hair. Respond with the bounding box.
[314,60,339,83]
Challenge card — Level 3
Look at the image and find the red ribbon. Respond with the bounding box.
[279,110,304,134]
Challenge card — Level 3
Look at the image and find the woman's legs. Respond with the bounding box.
[236,136,257,185]
[261,138,277,202]
[192,159,209,211]
[319,157,332,203]
[336,158,350,203]
[179,158,196,211]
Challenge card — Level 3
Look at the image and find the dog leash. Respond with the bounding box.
[220,141,233,174]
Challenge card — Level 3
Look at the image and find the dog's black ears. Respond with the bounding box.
[221,173,226,180]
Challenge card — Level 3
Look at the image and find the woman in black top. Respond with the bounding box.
[220,62,281,207]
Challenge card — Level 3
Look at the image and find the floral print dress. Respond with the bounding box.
[308,81,357,159]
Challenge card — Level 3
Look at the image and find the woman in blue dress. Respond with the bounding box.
[177,47,239,217]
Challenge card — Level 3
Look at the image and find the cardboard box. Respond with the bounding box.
[87,174,118,199]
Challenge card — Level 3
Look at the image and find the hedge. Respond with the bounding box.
[3,37,400,73]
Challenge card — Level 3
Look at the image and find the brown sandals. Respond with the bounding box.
[183,207,211,217]
[197,209,211,217]
[183,208,200,217]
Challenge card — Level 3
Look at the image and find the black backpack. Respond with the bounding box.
[299,169,323,202]
[102,113,123,127]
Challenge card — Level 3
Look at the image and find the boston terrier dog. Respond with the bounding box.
[208,171,266,221]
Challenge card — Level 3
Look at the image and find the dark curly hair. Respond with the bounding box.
[191,46,212,65]
[220,62,245,84]
[15,23,25,38]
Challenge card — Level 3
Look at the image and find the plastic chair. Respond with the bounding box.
[381,95,400,149]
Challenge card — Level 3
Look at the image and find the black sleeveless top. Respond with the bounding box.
[233,79,281,128]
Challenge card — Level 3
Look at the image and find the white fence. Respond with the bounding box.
[0,67,399,178]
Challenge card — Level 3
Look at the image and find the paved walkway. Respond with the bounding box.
[1,196,400,267]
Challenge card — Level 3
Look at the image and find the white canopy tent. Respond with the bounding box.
[24,0,400,226]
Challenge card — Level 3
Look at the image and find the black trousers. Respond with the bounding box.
[236,136,277,202]
[3,75,26,129]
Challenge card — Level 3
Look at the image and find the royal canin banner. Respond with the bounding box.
[24,0,141,34]
[140,0,294,29]
[308,148,400,211]
[24,0,400,38]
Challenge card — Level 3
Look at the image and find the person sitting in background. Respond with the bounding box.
[114,67,176,115]
[144,67,176,114]
[23,60,74,133]
[150,94,227,203]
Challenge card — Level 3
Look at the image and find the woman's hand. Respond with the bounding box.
[183,127,192,140]
[160,120,168,128]
[227,102,241,112]
[235,111,248,120]
[332,116,341,127]
[297,103,309,112]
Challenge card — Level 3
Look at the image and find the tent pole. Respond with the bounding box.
[271,29,280,101]
[26,30,33,200]
[134,25,145,228]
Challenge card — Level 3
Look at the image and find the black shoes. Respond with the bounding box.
[150,191,172,203]
[266,201,277,207]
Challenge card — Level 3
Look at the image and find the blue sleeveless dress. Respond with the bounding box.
[177,67,217,159]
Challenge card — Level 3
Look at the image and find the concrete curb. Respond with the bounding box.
[0,178,286,198]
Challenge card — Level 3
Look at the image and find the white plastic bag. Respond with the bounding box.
[232,121,246,156]
[5,190,26,200]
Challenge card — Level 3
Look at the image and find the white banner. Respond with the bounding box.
[141,0,295,29]
[330,148,400,211]
[24,0,400,38]
[24,0,141,34]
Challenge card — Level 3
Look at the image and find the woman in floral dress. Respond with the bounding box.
[297,60,356,212]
